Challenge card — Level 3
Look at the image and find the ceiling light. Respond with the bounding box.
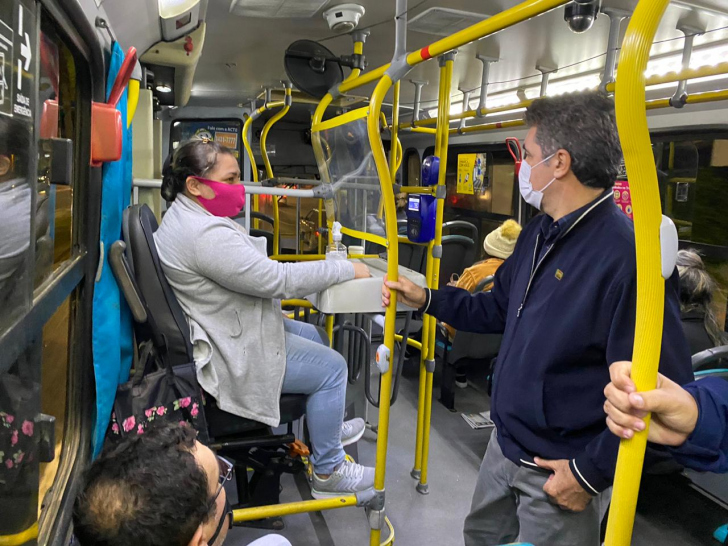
[156,84,173,93]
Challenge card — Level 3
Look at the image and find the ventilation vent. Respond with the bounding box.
[408,7,489,36]
[230,0,331,18]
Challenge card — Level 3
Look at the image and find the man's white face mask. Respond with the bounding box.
[518,153,555,211]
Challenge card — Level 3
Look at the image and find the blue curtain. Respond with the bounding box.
[91,42,134,456]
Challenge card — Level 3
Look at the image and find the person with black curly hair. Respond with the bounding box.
[73,421,290,546]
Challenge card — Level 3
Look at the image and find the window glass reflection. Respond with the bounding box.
[0,116,33,332]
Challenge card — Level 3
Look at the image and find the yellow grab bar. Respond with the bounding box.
[260,87,292,256]
[366,73,398,546]
[338,0,569,95]
[605,0,670,544]
[0,523,38,546]
[233,496,357,522]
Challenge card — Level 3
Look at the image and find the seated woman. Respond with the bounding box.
[154,139,373,498]
[676,249,726,357]
[444,219,522,387]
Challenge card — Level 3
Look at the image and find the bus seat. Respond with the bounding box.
[439,234,476,289]
[118,204,307,516]
[234,210,275,257]
[438,275,502,411]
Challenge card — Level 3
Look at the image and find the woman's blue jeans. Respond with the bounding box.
[281,318,347,474]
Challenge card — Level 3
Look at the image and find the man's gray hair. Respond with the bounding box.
[524,92,622,189]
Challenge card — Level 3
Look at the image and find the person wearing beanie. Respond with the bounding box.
[484,219,522,261]
[443,219,522,341]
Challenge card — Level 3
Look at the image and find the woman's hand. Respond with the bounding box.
[382,275,427,309]
[353,263,371,279]
[604,361,699,446]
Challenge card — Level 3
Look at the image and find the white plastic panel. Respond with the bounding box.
[305,258,427,314]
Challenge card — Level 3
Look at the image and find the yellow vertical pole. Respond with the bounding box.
[318,198,324,255]
[325,314,335,348]
[419,53,454,493]
[261,86,292,256]
[367,74,396,546]
[604,0,670,544]
[413,55,450,482]
[243,108,263,228]
[388,81,401,185]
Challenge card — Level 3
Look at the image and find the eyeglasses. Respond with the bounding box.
[214,456,234,502]
[208,456,234,546]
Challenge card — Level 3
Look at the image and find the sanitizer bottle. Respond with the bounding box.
[326,222,348,260]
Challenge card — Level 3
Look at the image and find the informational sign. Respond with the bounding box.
[214,130,238,150]
[0,1,35,120]
[171,119,242,160]
[613,179,633,220]
[11,2,34,119]
[457,153,487,195]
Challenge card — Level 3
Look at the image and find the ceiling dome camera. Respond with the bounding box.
[564,0,601,33]
[323,4,365,33]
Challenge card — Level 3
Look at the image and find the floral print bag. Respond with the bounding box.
[107,341,209,443]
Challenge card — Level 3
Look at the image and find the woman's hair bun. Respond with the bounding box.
[159,139,235,202]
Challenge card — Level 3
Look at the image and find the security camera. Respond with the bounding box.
[323,4,365,33]
[564,0,601,33]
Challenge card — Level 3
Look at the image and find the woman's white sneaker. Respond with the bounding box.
[341,418,366,446]
[310,460,375,499]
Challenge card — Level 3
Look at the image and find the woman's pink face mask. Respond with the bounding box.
[193,176,246,218]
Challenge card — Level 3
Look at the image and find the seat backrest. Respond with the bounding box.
[438,235,475,289]
[123,204,193,366]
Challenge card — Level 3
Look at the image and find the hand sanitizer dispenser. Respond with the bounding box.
[406,156,439,243]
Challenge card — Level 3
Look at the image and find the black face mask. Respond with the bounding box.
[208,498,232,545]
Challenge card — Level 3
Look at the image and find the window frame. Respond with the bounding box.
[0,0,105,544]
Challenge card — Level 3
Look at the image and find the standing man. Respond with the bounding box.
[382,92,693,546]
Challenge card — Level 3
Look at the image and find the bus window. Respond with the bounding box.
[405,149,420,187]
[0,117,33,333]
[35,19,79,520]
[35,29,77,287]
[431,144,518,252]
[654,133,728,330]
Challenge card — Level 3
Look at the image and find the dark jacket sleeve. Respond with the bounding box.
[669,378,728,473]
[570,270,694,494]
[421,254,514,334]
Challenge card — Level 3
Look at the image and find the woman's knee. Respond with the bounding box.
[326,349,348,385]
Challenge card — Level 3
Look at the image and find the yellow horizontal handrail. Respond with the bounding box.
[0,523,39,546]
[312,106,369,133]
[340,226,388,248]
[606,62,728,93]
[272,254,326,261]
[404,87,728,138]
[414,98,534,128]
[399,186,437,195]
[338,0,569,95]
[449,118,526,134]
[394,334,423,350]
[281,299,313,309]
[233,496,357,522]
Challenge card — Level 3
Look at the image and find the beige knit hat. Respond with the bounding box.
[484,219,522,259]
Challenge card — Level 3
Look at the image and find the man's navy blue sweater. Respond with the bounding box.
[422,191,693,494]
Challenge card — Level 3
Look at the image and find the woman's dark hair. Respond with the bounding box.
[524,91,622,189]
[162,138,236,201]
[73,422,215,546]
[677,249,726,347]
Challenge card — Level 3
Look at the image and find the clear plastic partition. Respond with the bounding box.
[312,110,386,246]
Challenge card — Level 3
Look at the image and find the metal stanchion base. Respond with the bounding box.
[410,468,421,480]
[416,482,429,495]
